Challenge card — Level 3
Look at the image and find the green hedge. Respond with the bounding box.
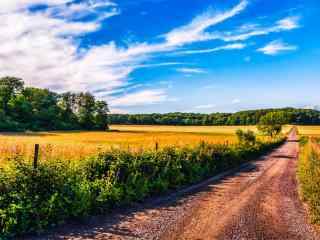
[0,139,285,238]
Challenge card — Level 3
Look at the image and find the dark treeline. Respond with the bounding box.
[0,77,109,131]
[109,108,320,126]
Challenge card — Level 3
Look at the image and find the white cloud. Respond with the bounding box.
[176,68,207,74]
[0,0,301,112]
[232,98,241,104]
[109,89,168,107]
[109,108,128,114]
[215,16,300,42]
[46,1,119,21]
[135,62,184,69]
[175,43,246,55]
[164,0,248,46]
[195,104,216,109]
[276,16,300,30]
[257,40,297,55]
[0,0,123,93]
[0,0,70,13]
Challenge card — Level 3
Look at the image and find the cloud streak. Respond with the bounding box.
[257,40,297,55]
[176,68,207,74]
[215,16,300,42]
[175,43,246,55]
[164,0,248,46]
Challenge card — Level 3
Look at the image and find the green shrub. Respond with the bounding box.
[0,138,285,238]
[236,129,257,146]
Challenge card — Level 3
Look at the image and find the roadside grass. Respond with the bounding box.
[298,136,320,223]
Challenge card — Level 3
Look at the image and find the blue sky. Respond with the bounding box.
[0,0,319,113]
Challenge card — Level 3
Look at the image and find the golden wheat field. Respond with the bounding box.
[0,125,291,164]
[297,126,320,136]
[110,125,258,134]
[0,125,257,164]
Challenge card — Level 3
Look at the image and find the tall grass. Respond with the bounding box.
[298,137,320,223]
[0,137,285,238]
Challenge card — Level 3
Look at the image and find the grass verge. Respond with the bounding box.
[298,136,320,223]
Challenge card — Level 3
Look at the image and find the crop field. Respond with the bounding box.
[0,125,252,164]
[297,126,320,137]
[110,125,258,134]
[0,125,291,165]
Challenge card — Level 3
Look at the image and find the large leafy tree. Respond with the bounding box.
[257,112,288,138]
[94,100,110,130]
[76,92,96,129]
[0,76,110,131]
[0,77,24,114]
[58,92,79,128]
[23,87,60,129]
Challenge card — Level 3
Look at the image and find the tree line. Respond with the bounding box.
[1,76,319,132]
[0,77,109,131]
[109,108,320,126]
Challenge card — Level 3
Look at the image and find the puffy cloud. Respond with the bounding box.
[0,0,122,93]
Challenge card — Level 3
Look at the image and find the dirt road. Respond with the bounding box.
[32,130,319,240]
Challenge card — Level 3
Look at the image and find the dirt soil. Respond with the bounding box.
[26,130,320,240]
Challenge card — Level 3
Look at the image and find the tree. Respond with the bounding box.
[76,92,96,129]
[257,112,288,138]
[0,76,24,114]
[23,87,60,129]
[94,100,109,130]
[58,92,78,128]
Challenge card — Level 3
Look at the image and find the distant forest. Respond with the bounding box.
[0,77,109,131]
[1,76,320,132]
[109,108,320,126]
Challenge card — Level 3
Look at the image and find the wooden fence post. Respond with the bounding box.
[33,144,39,169]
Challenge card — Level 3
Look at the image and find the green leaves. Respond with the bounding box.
[257,111,288,138]
[0,77,110,132]
[0,138,285,238]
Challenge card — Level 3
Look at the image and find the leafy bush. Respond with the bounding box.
[0,138,285,238]
[236,129,256,146]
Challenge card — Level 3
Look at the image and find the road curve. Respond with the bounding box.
[29,130,320,240]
